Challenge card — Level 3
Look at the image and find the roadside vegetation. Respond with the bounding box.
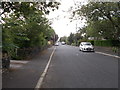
[60,2,120,53]
[1,2,60,60]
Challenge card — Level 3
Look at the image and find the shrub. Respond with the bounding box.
[71,43,76,46]
[94,40,120,47]
[112,47,118,53]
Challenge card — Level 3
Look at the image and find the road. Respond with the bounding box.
[2,45,118,88]
[41,45,118,88]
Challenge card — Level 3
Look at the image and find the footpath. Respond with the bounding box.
[94,46,119,56]
[2,46,54,89]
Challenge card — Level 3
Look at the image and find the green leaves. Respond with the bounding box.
[2,2,59,59]
[76,2,120,40]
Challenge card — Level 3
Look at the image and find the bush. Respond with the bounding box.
[94,40,111,47]
[112,47,118,53]
[11,45,49,60]
[94,40,120,47]
[71,43,76,46]
[87,40,94,45]
[78,39,120,47]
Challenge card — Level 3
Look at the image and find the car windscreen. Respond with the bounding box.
[83,43,91,45]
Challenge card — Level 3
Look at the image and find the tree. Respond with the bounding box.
[60,36,67,42]
[67,33,75,45]
[76,2,120,40]
[2,2,60,59]
[1,2,60,16]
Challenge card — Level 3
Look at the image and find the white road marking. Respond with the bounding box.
[35,47,56,89]
[95,51,120,59]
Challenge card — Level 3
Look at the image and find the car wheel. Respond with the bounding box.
[81,48,84,52]
[92,50,95,52]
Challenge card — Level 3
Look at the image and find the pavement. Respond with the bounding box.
[94,46,119,57]
[2,46,54,88]
[2,45,119,89]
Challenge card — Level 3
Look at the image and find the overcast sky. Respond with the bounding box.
[46,0,88,37]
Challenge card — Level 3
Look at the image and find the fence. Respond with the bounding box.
[13,45,49,60]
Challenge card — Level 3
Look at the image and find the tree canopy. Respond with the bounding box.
[76,2,120,40]
[1,2,60,59]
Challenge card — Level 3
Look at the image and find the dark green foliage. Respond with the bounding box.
[86,40,94,45]
[76,2,120,40]
[66,2,120,48]
[78,40,120,47]
[67,33,75,45]
[60,36,67,42]
[2,2,59,59]
[94,40,120,47]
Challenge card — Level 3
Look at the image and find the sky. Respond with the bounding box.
[46,0,88,37]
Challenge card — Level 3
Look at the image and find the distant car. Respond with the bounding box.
[61,41,65,45]
[79,42,94,52]
[55,42,59,46]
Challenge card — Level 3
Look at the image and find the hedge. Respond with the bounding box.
[78,40,120,47]
[94,40,120,47]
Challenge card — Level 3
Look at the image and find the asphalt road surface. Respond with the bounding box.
[2,45,118,89]
[41,45,118,88]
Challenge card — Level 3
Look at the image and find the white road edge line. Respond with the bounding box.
[95,51,120,59]
[34,47,56,89]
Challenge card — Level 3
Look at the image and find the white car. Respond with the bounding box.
[79,42,94,52]
[61,41,66,45]
[55,42,59,46]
